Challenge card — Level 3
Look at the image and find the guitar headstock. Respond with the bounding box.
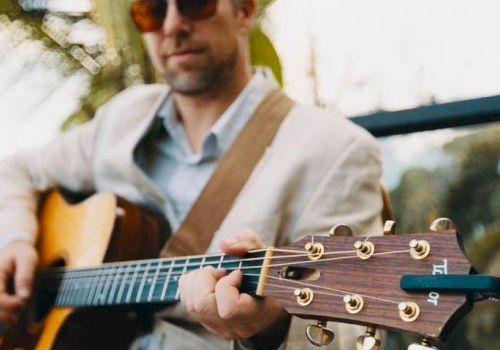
[258,220,472,343]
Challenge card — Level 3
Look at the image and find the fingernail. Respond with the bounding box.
[19,289,29,299]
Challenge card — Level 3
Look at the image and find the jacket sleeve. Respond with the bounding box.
[288,131,383,241]
[0,104,108,247]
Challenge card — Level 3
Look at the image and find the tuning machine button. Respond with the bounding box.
[294,288,314,306]
[329,224,354,236]
[399,301,420,322]
[409,239,430,260]
[343,294,364,314]
[305,241,324,260]
[429,218,455,233]
[354,240,375,260]
[305,320,335,347]
[356,326,380,350]
[408,338,439,350]
[383,220,396,235]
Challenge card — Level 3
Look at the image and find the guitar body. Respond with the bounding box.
[0,191,167,350]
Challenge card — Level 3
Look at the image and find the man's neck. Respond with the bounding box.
[173,66,252,154]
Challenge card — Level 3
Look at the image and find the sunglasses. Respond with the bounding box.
[130,0,218,32]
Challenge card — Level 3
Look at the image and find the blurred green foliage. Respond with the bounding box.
[388,125,500,349]
[0,0,281,129]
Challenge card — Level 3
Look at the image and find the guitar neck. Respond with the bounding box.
[39,251,266,308]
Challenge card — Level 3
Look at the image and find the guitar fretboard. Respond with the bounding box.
[38,251,265,309]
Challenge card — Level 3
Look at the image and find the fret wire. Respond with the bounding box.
[99,265,115,305]
[107,264,123,305]
[125,263,141,304]
[67,271,80,305]
[175,258,189,300]
[78,272,91,306]
[92,266,108,306]
[160,260,174,301]
[136,262,151,303]
[148,261,162,302]
[84,270,100,306]
[49,272,260,308]
[217,255,223,269]
[116,263,132,304]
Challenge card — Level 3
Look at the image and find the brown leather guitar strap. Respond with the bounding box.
[160,90,295,257]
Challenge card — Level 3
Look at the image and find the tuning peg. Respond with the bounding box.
[429,218,455,233]
[383,220,396,235]
[408,338,439,350]
[305,320,335,347]
[329,224,353,236]
[356,326,380,350]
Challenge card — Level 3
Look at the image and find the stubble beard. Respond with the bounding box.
[164,46,239,96]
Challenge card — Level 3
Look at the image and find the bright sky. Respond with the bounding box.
[1,0,500,188]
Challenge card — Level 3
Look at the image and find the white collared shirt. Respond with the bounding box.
[135,67,278,231]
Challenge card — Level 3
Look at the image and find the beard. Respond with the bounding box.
[164,44,239,96]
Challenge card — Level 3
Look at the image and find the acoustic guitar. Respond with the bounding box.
[0,191,489,349]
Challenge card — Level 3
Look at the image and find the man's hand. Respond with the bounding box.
[0,241,38,327]
[178,230,288,340]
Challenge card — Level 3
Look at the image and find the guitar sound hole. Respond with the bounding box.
[279,266,321,281]
[35,258,66,321]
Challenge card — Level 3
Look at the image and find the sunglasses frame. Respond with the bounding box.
[130,0,218,33]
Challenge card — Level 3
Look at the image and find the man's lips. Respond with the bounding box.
[166,48,205,58]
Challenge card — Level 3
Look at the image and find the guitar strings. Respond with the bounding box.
[39,246,359,278]
[40,249,412,285]
[38,246,360,279]
[40,234,410,280]
[245,273,401,305]
[39,249,412,294]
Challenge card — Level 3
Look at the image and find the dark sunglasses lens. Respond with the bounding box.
[130,0,166,32]
[179,0,217,21]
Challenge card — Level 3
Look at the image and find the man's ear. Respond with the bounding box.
[236,0,258,34]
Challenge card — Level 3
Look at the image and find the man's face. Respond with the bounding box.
[144,0,250,95]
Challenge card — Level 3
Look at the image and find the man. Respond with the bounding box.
[0,0,383,349]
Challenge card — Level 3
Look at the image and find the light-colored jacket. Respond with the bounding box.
[0,84,383,350]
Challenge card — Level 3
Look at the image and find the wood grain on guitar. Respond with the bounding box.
[0,191,491,350]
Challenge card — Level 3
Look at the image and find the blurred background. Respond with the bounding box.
[0,0,498,349]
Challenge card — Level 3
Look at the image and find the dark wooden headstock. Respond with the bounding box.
[259,229,471,340]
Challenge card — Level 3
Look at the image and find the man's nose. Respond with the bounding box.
[162,0,191,36]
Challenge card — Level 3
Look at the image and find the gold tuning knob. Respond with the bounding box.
[429,218,455,233]
[305,321,335,347]
[329,224,354,236]
[408,338,439,350]
[383,220,396,235]
[356,326,380,350]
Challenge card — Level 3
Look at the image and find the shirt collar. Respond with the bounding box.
[157,67,278,162]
